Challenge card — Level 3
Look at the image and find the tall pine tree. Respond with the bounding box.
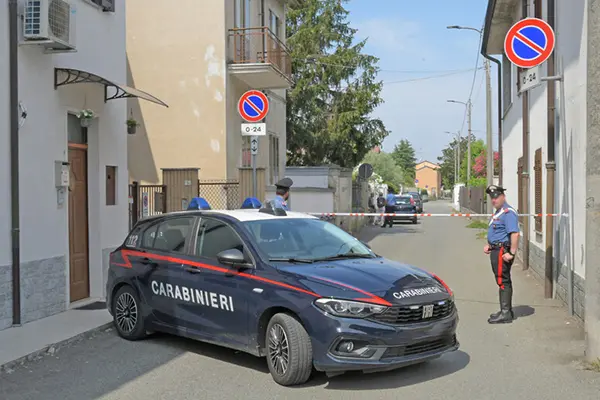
[286,0,388,167]
[391,139,417,184]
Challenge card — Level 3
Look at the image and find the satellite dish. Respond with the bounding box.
[358,163,373,179]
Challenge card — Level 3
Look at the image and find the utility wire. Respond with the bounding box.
[383,68,483,85]
[457,27,484,137]
[299,57,480,74]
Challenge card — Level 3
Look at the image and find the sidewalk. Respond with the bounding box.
[0,304,112,371]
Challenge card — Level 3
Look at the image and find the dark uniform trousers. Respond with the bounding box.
[489,243,514,320]
[383,205,394,226]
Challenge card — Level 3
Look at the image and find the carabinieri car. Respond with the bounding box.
[107,204,459,386]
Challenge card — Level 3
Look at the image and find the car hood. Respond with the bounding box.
[275,257,450,306]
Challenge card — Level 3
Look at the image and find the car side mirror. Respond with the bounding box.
[216,249,251,269]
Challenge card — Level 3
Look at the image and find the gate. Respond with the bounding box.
[128,181,167,229]
[198,179,241,210]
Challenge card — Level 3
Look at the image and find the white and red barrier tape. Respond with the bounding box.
[309,212,568,217]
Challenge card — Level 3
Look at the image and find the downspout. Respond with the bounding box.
[521,0,531,271]
[544,0,556,298]
[481,54,503,185]
[9,0,21,326]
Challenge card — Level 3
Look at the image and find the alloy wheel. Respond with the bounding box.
[268,323,290,376]
[115,292,138,334]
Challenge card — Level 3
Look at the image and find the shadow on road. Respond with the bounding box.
[513,305,535,319]
[359,224,422,243]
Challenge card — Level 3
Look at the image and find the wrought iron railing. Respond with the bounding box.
[228,27,292,80]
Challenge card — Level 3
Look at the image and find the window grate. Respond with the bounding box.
[534,148,543,232]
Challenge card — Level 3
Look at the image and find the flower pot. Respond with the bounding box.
[80,118,92,128]
[127,125,137,134]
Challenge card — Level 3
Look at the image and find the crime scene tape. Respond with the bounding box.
[309,213,568,217]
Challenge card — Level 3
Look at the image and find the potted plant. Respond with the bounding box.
[126,117,140,134]
[77,109,95,127]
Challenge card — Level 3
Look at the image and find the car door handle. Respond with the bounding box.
[184,267,202,274]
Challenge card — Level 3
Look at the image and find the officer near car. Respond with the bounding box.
[269,177,293,211]
[382,188,396,228]
[484,185,520,324]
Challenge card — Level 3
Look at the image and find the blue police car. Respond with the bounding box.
[107,204,459,386]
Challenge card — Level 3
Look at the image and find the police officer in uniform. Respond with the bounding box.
[270,177,293,211]
[484,185,520,324]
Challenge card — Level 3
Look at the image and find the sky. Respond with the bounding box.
[345,0,498,163]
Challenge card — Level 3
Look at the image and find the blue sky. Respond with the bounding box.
[345,0,498,163]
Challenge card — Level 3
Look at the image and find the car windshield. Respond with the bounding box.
[242,218,375,262]
[394,196,412,205]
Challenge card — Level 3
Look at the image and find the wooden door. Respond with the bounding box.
[68,146,90,302]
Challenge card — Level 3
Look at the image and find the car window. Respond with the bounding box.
[196,218,245,260]
[242,218,373,261]
[142,217,193,253]
[394,196,412,205]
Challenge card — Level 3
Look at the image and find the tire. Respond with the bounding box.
[265,313,313,386]
[412,218,417,224]
[112,285,147,341]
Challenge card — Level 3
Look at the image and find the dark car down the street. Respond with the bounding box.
[106,203,458,386]
[405,192,423,213]
[390,195,418,224]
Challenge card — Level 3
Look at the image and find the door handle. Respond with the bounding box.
[184,267,201,274]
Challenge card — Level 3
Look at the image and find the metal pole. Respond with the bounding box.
[9,0,21,326]
[252,154,257,199]
[467,100,472,185]
[457,130,461,183]
[485,58,494,213]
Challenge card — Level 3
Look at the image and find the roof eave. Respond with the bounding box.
[481,0,520,55]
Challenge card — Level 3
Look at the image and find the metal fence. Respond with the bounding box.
[459,186,486,214]
[198,180,241,210]
[128,182,167,229]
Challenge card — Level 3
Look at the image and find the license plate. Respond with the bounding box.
[422,304,434,318]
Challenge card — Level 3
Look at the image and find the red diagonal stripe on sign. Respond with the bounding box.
[245,96,263,115]
[514,31,545,54]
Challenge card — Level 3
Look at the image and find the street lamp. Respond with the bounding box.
[447,99,472,185]
[448,24,494,212]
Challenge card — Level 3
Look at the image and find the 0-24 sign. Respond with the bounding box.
[519,65,540,93]
[241,123,266,136]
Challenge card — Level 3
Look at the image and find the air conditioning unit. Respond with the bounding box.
[22,0,76,51]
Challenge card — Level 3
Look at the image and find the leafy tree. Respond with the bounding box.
[286,0,388,167]
[391,139,416,184]
[361,151,404,188]
[459,138,485,182]
[437,136,468,188]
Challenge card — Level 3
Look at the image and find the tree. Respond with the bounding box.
[391,139,416,185]
[286,0,388,168]
[361,151,404,188]
[459,139,485,182]
[437,136,468,188]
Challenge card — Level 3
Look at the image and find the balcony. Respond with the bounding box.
[228,27,293,90]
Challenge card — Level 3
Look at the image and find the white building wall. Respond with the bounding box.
[0,0,128,330]
[499,0,587,317]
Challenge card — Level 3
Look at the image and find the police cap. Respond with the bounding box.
[486,185,506,198]
[275,177,293,190]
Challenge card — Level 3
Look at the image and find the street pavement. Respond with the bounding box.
[1,201,599,400]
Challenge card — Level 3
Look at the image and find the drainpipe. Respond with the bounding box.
[8,0,21,326]
[544,0,556,298]
[521,0,531,270]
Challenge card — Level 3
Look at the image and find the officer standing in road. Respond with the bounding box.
[269,177,293,211]
[383,188,396,228]
[484,185,520,324]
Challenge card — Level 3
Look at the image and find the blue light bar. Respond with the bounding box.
[187,197,211,210]
[241,197,262,209]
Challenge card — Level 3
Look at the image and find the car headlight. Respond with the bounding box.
[314,298,388,318]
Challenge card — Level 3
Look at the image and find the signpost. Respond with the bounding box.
[238,90,270,199]
[504,18,555,69]
[519,65,541,93]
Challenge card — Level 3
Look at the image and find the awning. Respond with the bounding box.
[54,68,168,107]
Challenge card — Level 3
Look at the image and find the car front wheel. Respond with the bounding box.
[112,285,147,341]
[266,313,313,386]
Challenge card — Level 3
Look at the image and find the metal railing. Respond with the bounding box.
[228,27,292,79]
[198,179,241,210]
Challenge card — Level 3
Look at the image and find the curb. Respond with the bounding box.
[0,321,113,374]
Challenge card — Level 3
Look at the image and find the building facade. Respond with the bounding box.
[0,0,165,331]
[482,0,586,318]
[126,0,293,193]
[415,161,442,197]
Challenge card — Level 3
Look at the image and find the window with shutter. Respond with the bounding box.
[517,157,524,224]
[91,0,115,12]
[534,148,543,232]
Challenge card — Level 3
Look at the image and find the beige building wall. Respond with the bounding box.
[415,161,442,195]
[128,0,288,185]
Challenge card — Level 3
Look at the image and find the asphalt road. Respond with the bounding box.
[1,201,599,400]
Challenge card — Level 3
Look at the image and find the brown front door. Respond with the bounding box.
[68,145,90,302]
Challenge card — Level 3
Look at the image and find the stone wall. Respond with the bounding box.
[518,240,585,320]
[20,256,67,324]
[0,264,12,330]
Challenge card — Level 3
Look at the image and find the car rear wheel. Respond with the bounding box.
[412,218,418,224]
[112,285,147,341]
[266,313,313,386]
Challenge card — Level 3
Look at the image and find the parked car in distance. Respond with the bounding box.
[404,192,423,213]
[421,193,429,203]
[391,195,418,224]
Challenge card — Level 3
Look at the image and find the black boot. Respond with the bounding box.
[489,289,502,319]
[488,288,513,324]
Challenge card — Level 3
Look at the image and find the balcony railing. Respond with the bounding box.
[228,27,292,81]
